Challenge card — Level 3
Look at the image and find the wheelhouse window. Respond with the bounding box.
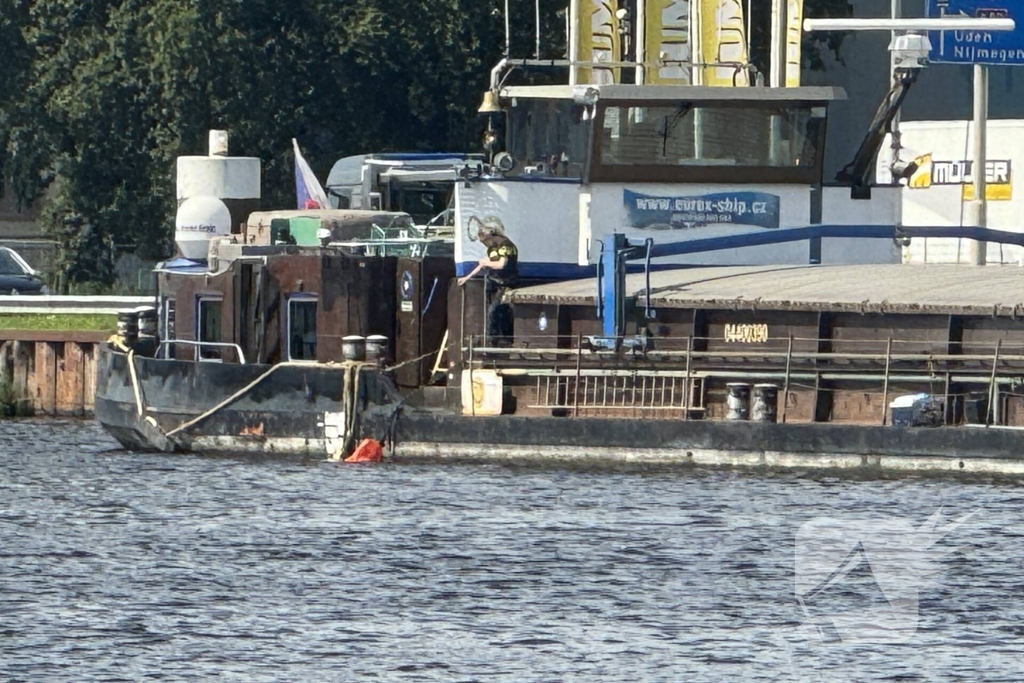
[288,295,318,361]
[380,182,450,225]
[593,103,826,183]
[196,296,222,361]
[506,98,591,178]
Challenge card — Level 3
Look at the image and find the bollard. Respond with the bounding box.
[116,309,139,346]
[365,335,388,366]
[135,306,158,338]
[725,383,750,420]
[751,383,779,423]
[341,335,366,362]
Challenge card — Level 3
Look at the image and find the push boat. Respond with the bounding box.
[95,10,1024,473]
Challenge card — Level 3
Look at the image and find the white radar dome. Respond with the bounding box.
[175,195,232,260]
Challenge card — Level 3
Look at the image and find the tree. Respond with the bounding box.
[0,0,851,291]
[748,0,855,79]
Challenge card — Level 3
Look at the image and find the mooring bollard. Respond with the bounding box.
[342,335,366,362]
[751,383,779,423]
[117,309,139,346]
[364,335,388,366]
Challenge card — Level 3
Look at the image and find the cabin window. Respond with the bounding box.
[506,99,590,178]
[391,183,452,225]
[196,296,223,361]
[599,104,821,168]
[288,295,318,361]
[591,103,826,183]
[160,297,175,359]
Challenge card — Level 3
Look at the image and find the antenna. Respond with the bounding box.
[535,0,541,58]
[504,0,511,58]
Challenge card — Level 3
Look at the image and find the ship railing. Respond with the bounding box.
[464,335,1024,374]
[526,371,705,417]
[464,334,1024,424]
[157,339,247,365]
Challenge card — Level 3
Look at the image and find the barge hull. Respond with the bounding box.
[362,411,1024,474]
[95,354,1024,474]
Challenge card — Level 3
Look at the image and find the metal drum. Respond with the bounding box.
[726,383,750,421]
[751,384,779,423]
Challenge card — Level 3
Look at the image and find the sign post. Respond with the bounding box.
[966,63,988,264]
[928,0,1022,264]
[891,0,903,160]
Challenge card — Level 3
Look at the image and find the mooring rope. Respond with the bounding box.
[109,335,146,418]
[127,349,144,417]
[165,360,374,438]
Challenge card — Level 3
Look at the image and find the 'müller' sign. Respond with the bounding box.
[907,157,1012,201]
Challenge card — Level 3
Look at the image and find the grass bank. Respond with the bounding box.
[0,313,117,332]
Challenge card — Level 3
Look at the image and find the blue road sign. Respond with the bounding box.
[926,0,1024,65]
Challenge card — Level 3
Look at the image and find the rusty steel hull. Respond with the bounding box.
[93,345,381,458]
[94,345,1024,474]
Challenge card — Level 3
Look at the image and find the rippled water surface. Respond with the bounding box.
[3,419,1024,681]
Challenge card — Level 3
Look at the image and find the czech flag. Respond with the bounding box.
[293,138,330,210]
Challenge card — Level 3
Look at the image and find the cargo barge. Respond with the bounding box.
[96,259,1024,473]
[94,8,1024,473]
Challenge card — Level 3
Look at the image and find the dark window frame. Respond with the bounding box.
[161,296,176,359]
[588,100,829,185]
[286,294,318,362]
[196,295,224,362]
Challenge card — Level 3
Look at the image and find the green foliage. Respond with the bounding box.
[0,0,528,291]
[1,0,850,291]
[749,0,854,79]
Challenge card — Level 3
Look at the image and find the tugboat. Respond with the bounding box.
[95,5,1024,473]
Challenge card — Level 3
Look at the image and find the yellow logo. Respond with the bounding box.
[907,153,933,188]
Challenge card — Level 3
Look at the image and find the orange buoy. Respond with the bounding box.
[344,438,383,463]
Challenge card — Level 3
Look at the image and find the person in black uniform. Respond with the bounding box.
[458,218,519,343]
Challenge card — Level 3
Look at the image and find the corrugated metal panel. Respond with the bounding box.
[507,264,1024,316]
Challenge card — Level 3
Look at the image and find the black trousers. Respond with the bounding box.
[484,276,515,344]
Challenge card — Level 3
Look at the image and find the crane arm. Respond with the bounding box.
[834,68,921,197]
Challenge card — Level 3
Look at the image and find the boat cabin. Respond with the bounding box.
[325,153,485,226]
[455,84,903,280]
[155,237,453,389]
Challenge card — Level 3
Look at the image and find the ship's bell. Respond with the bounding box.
[478,90,502,114]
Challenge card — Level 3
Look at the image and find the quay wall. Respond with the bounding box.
[0,332,106,417]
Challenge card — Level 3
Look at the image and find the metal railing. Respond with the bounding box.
[529,372,704,417]
[0,295,154,315]
[157,339,247,365]
[466,334,1024,425]
[466,335,1024,372]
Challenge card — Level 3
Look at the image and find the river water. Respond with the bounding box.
[2,419,1023,681]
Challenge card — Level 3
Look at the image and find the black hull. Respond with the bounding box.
[94,346,1024,473]
[94,345,382,459]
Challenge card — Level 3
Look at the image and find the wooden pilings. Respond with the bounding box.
[0,333,106,416]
